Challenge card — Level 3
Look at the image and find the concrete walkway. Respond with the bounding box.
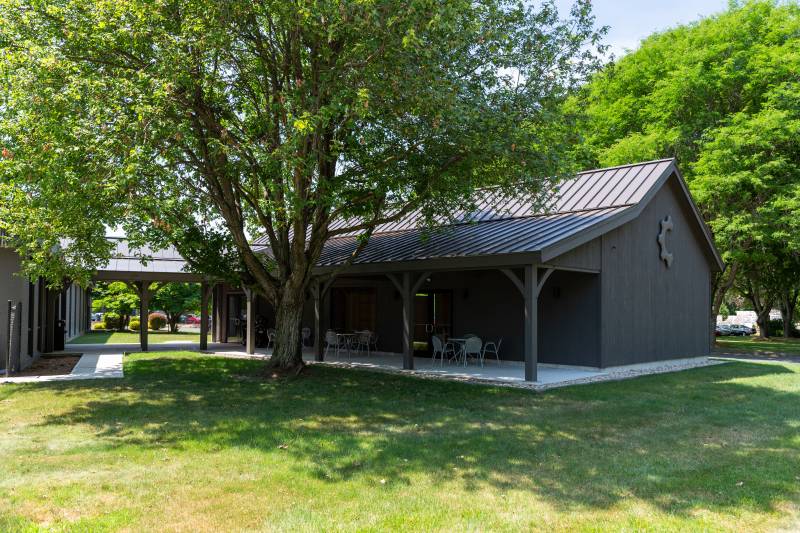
[0,352,124,384]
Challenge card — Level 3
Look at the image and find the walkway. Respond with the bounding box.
[0,352,123,384]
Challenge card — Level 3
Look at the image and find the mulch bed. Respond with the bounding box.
[10,355,81,377]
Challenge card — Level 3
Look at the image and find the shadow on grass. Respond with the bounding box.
[30,354,800,516]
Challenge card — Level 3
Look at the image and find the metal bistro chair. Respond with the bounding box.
[431,335,458,366]
[369,332,379,352]
[324,330,346,359]
[301,327,311,347]
[482,338,503,365]
[462,336,484,367]
[355,330,372,356]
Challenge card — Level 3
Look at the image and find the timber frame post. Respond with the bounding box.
[199,281,213,351]
[242,287,255,355]
[133,281,151,352]
[387,271,431,370]
[501,266,554,382]
[312,277,336,362]
[128,281,167,353]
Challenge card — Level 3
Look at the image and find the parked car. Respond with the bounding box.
[92,312,103,323]
[715,324,732,336]
[727,324,754,336]
[185,315,201,325]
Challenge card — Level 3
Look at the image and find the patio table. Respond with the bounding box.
[448,337,467,363]
[336,333,357,356]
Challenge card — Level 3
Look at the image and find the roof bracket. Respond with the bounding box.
[500,268,525,296]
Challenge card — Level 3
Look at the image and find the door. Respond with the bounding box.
[413,291,453,355]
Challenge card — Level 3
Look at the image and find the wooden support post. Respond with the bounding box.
[524,265,538,382]
[136,281,150,353]
[401,272,414,370]
[199,282,211,351]
[211,284,218,343]
[313,281,324,361]
[243,288,255,355]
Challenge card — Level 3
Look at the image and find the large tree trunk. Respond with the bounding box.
[743,276,774,340]
[780,289,798,338]
[756,309,772,339]
[268,290,306,371]
[710,263,737,347]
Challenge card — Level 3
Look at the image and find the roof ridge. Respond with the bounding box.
[576,158,675,175]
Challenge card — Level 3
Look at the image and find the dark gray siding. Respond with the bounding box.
[599,175,712,367]
[538,270,601,366]
[0,248,40,367]
[400,270,524,359]
[547,238,601,271]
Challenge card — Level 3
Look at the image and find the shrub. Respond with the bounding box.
[92,322,106,331]
[148,313,167,331]
[103,312,121,330]
[129,319,141,331]
[767,318,800,337]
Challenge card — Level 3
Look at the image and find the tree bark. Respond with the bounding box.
[779,289,799,338]
[268,290,305,371]
[710,263,737,347]
[756,309,772,339]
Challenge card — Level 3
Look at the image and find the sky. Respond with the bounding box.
[555,0,730,58]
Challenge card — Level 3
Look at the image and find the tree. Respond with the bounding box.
[91,282,139,331]
[3,0,605,371]
[693,82,800,338]
[152,283,201,333]
[570,1,800,343]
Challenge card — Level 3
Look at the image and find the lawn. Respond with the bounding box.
[68,330,200,345]
[1,353,799,532]
[716,336,800,357]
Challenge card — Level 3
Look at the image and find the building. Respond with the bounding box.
[0,237,90,372]
[220,158,723,381]
[3,158,723,382]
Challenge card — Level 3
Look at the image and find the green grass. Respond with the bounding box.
[716,336,800,356]
[68,330,200,345]
[1,352,799,532]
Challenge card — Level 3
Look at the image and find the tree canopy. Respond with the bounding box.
[151,283,201,332]
[2,0,605,367]
[571,0,800,337]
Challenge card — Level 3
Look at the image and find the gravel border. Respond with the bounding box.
[201,351,728,391]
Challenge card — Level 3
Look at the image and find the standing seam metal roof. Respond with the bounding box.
[300,159,680,267]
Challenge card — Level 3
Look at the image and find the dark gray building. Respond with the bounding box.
[223,158,723,381]
[2,158,721,381]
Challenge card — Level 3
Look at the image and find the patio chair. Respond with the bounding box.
[324,330,345,358]
[301,327,311,347]
[431,335,457,366]
[355,330,372,356]
[266,328,276,350]
[482,338,502,365]
[462,336,483,366]
[368,332,379,352]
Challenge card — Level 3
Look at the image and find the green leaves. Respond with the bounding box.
[2,0,605,305]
